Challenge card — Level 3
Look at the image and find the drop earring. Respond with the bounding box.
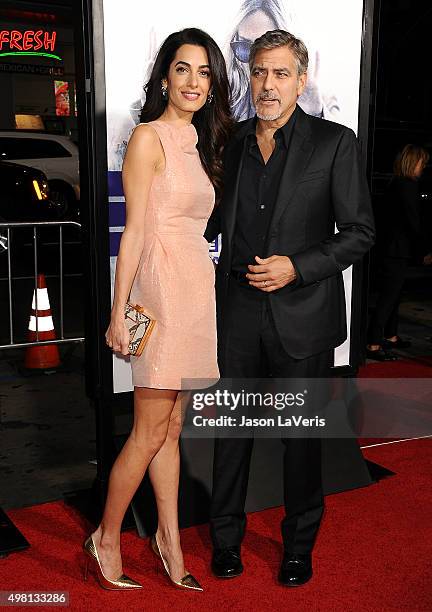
[161,83,168,100]
[207,91,214,104]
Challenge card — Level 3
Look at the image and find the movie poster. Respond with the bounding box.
[102,0,366,392]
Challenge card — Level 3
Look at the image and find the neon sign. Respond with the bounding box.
[0,30,61,61]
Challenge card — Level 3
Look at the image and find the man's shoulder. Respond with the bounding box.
[301,111,356,142]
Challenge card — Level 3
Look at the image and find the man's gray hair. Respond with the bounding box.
[249,29,309,77]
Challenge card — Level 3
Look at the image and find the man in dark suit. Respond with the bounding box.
[204,30,375,586]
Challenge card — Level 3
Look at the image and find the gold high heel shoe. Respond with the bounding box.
[150,533,203,591]
[83,534,143,590]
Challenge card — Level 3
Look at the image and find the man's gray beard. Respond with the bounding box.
[256,110,282,121]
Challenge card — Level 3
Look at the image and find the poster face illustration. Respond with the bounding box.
[102,0,365,392]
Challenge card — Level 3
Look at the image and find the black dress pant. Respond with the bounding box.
[210,278,332,554]
[368,256,408,344]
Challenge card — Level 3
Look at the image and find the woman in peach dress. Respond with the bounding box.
[83,29,232,591]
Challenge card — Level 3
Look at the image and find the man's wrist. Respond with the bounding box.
[288,256,303,286]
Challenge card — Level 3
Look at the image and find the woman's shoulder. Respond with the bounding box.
[127,123,164,157]
[387,175,417,191]
[392,174,417,184]
[130,122,161,143]
[124,123,164,168]
[386,176,419,212]
[393,175,419,194]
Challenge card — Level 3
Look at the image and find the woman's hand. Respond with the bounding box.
[105,310,130,355]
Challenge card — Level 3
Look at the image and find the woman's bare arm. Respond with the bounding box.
[105,124,164,355]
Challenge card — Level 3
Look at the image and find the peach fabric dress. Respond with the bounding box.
[128,120,219,389]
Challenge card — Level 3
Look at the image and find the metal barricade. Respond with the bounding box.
[0,221,85,349]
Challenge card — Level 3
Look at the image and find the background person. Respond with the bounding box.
[367,144,430,360]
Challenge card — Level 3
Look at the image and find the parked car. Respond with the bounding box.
[0,131,80,220]
[0,160,62,222]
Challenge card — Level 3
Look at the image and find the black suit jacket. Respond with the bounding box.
[205,106,375,359]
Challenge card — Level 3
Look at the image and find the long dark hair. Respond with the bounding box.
[140,28,233,199]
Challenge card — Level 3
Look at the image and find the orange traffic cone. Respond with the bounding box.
[24,273,61,369]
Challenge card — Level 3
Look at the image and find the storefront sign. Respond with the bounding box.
[0,30,61,60]
[0,61,64,75]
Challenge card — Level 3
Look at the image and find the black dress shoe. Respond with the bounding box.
[383,336,411,349]
[211,546,243,578]
[365,348,398,361]
[278,553,312,587]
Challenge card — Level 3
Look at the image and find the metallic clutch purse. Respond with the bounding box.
[124,302,156,356]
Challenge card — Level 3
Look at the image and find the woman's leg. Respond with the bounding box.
[384,298,400,341]
[384,260,408,341]
[367,258,405,349]
[148,391,189,582]
[91,387,178,580]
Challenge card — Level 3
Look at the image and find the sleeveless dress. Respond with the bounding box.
[128,120,219,390]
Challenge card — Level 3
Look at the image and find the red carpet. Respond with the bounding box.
[1,439,431,611]
[357,357,432,446]
[358,356,432,377]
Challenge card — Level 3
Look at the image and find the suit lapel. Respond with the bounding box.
[268,110,315,234]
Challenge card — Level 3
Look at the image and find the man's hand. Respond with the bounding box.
[246,255,297,292]
[423,253,432,265]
